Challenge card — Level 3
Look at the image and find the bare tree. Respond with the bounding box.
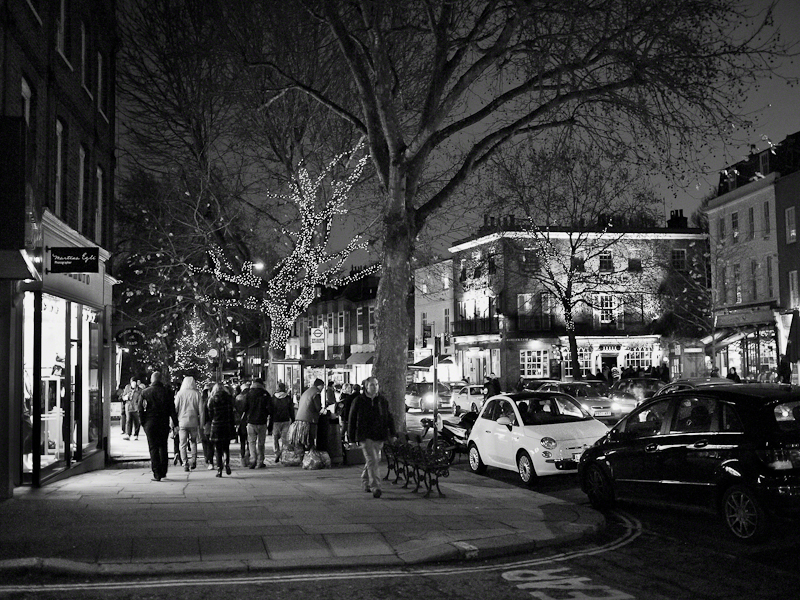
[228,0,792,426]
[485,138,663,378]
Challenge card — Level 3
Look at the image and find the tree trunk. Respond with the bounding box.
[373,198,415,434]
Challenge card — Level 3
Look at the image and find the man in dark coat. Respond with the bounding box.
[140,371,179,481]
[242,379,272,469]
[347,377,396,498]
[778,354,792,384]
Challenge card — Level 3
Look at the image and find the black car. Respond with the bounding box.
[578,384,800,542]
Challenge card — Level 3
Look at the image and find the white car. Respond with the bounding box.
[467,391,609,486]
[451,384,486,415]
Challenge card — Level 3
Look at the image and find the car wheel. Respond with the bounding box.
[471,403,479,414]
[468,443,487,474]
[584,464,616,510]
[517,451,537,486]
[722,485,768,542]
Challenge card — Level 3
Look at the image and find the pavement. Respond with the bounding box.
[0,426,605,578]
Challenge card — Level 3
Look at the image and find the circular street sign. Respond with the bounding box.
[310,327,324,339]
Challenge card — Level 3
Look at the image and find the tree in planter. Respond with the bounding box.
[191,143,379,384]
[228,0,792,428]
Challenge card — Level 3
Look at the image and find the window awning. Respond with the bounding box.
[346,352,374,365]
[408,354,454,369]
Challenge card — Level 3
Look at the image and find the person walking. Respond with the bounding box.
[174,376,203,471]
[338,383,356,442]
[120,377,137,439]
[269,382,294,463]
[234,382,251,467]
[778,354,792,384]
[347,376,397,498]
[208,383,237,477]
[243,379,272,469]
[291,378,324,450]
[123,378,143,440]
[200,385,215,469]
[140,372,179,482]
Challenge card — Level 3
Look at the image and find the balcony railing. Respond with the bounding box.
[453,316,500,336]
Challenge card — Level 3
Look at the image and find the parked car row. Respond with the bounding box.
[460,379,800,543]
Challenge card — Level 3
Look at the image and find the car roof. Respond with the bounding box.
[489,391,577,402]
[638,383,798,409]
[663,377,729,386]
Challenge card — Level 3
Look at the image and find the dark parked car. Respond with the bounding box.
[654,376,732,396]
[607,377,665,406]
[578,384,800,542]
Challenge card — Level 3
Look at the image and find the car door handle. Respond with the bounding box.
[645,443,658,453]
[693,440,708,448]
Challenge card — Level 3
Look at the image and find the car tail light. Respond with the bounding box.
[540,437,557,450]
[758,445,800,470]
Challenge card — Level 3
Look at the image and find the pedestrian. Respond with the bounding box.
[347,376,397,498]
[174,376,203,471]
[123,377,143,440]
[726,367,742,383]
[200,385,215,469]
[270,382,295,463]
[325,380,337,412]
[234,382,251,467]
[140,372,179,482]
[121,377,138,439]
[338,383,356,441]
[291,378,324,450]
[243,379,272,469]
[610,365,621,381]
[778,354,792,384]
[208,382,237,477]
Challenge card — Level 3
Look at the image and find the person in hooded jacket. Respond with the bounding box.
[174,376,203,471]
[234,382,251,467]
[208,382,237,477]
[269,382,295,462]
[242,379,272,469]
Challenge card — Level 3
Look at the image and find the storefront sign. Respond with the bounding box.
[115,328,146,348]
[715,307,775,328]
[49,247,99,273]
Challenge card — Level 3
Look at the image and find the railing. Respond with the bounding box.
[452,317,500,335]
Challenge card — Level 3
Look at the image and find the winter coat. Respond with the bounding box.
[208,389,236,442]
[269,392,295,425]
[296,386,322,423]
[347,392,396,443]
[140,381,178,428]
[242,385,272,425]
[174,377,203,429]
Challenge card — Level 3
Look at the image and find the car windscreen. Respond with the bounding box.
[515,394,591,425]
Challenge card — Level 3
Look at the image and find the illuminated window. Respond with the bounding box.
[787,207,797,244]
[520,349,549,377]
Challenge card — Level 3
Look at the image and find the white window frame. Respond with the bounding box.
[55,119,64,218]
[563,346,591,379]
[731,211,739,243]
[517,293,534,315]
[767,256,774,298]
[78,146,86,234]
[718,217,725,246]
[733,263,742,304]
[671,248,687,271]
[790,271,799,309]
[520,349,549,378]
[598,250,613,272]
[625,345,653,370]
[95,165,103,242]
[787,207,797,244]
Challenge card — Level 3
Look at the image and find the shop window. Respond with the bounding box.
[520,349,549,377]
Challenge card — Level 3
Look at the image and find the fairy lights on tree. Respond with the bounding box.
[172,310,214,381]
[192,141,379,352]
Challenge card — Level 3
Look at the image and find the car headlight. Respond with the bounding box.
[423,393,434,404]
[611,402,621,411]
[540,437,557,450]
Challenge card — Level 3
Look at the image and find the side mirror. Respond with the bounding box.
[496,416,513,428]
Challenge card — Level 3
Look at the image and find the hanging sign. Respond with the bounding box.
[310,327,325,351]
[49,247,99,273]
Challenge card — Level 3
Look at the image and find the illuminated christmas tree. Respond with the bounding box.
[172,311,213,382]
[192,141,379,354]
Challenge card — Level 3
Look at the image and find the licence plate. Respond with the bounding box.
[594,410,612,417]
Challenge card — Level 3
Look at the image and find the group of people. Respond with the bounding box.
[126,372,398,498]
[281,376,397,498]
[129,372,296,482]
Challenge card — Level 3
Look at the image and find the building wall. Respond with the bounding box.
[775,170,800,312]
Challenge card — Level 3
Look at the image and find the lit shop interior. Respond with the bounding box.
[22,292,102,481]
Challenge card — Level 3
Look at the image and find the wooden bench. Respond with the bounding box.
[383,433,452,498]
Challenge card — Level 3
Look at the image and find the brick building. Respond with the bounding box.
[0,0,117,496]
